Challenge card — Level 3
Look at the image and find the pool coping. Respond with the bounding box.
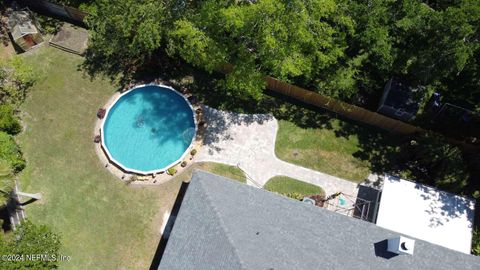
[99,83,197,175]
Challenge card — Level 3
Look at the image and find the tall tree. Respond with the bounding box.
[82,0,166,83]
[167,0,355,99]
[349,0,480,108]
[84,0,480,108]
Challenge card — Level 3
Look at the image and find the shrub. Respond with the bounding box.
[181,161,187,167]
[167,167,177,175]
[282,192,304,201]
[0,131,26,172]
[0,158,13,206]
[0,220,61,269]
[0,104,22,135]
[190,149,197,156]
[473,229,480,255]
[0,56,37,106]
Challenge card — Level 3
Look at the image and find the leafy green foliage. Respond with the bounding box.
[167,167,177,175]
[85,0,480,108]
[383,133,470,193]
[0,131,25,173]
[0,158,13,206]
[473,228,480,255]
[168,0,354,100]
[348,0,480,108]
[0,220,61,270]
[0,104,22,135]
[0,57,37,107]
[281,192,305,201]
[83,0,165,82]
[167,19,227,73]
[35,15,63,35]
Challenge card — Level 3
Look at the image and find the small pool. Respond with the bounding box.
[102,84,196,174]
[339,196,347,206]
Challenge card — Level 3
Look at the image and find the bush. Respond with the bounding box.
[282,192,305,201]
[0,131,25,173]
[0,57,37,106]
[35,13,63,34]
[167,167,177,175]
[0,158,13,206]
[190,149,197,156]
[181,161,187,167]
[473,229,480,255]
[0,104,21,135]
[0,220,61,270]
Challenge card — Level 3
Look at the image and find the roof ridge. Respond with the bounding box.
[196,176,248,270]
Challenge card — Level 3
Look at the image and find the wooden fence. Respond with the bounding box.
[264,76,424,135]
[219,63,424,135]
[263,76,480,151]
[18,0,88,26]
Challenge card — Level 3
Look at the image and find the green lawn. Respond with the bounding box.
[275,120,371,182]
[174,162,246,183]
[15,47,241,269]
[264,176,324,196]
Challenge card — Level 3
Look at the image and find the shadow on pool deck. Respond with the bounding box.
[201,106,273,155]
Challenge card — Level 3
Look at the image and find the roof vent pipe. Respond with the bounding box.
[387,236,415,255]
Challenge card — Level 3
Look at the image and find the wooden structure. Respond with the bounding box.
[18,0,88,26]
[7,10,44,51]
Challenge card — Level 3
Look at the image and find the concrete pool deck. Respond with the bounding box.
[94,91,361,196]
[196,106,359,197]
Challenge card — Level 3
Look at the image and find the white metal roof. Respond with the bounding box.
[376,175,475,254]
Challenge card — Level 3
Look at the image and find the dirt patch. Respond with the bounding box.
[50,23,88,55]
[0,42,15,60]
[0,13,15,59]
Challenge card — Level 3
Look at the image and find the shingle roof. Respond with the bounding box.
[158,170,480,270]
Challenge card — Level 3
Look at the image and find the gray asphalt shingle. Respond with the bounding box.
[159,170,480,270]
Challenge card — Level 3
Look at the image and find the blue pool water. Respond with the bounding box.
[103,85,195,172]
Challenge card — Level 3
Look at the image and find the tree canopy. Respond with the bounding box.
[84,0,480,109]
[83,0,166,83]
[348,0,480,109]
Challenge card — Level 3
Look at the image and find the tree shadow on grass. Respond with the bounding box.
[121,55,341,157]
[334,120,405,177]
[83,51,480,229]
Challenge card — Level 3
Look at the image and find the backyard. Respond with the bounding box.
[15,46,380,268]
[17,47,181,269]
[15,47,243,269]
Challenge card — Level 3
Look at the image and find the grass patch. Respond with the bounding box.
[16,47,247,269]
[12,47,169,269]
[275,120,372,182]
[174,162,246,183]
[130,51,384,184]
[264,176,324,197]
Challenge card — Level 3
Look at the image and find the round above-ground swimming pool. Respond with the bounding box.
[101,84,196,174]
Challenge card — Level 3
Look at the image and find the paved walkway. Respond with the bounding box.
[197,106,360,196]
